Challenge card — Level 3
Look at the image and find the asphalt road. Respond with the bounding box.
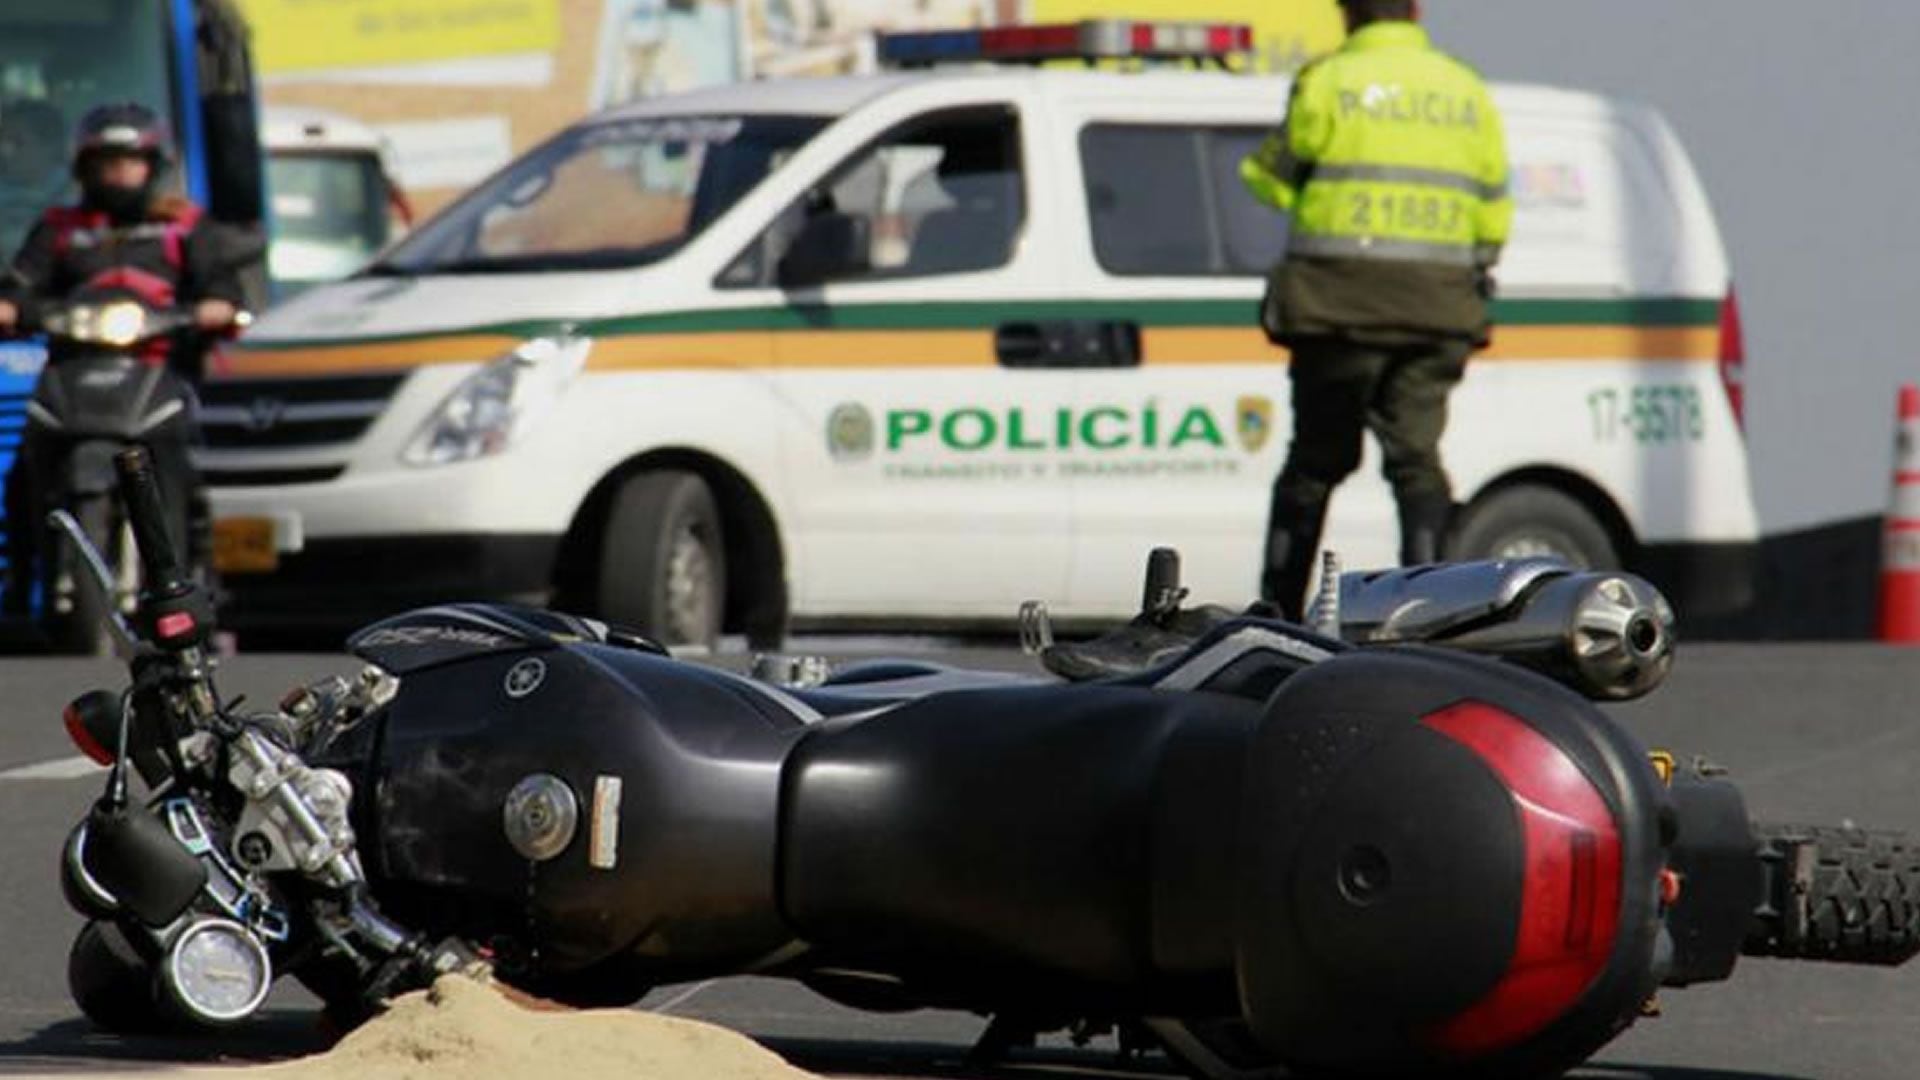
[2,643,1920,1079]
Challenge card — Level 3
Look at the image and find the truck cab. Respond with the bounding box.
[263,106,411,298]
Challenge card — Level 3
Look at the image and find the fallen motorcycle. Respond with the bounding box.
[56,448,1920,1079]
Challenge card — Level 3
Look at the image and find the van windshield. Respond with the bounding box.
[370,115,827,276]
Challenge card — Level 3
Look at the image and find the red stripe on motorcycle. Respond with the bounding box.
[84,267,177,308]
[1418,701,1624,1058]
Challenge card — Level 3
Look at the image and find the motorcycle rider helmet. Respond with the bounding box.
[71,102,173,222]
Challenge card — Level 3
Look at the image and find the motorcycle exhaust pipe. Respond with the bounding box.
[1338,560,1674,701]
[1420,572,1673,702]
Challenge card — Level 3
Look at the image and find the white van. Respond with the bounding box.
[203,22,1757,647]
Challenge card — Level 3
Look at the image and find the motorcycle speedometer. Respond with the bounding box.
[162,919,272,1025]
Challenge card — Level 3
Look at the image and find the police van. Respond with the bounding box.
[203,21,1758,647]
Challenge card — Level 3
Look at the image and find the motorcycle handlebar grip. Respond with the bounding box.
[113,447,189,598]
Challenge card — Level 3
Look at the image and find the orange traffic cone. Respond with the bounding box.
[1878,383,1920,641]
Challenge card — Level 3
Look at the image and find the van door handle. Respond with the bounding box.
[995,320,1141,369]
[1083,320,1142,368]
[994,322,1048,367]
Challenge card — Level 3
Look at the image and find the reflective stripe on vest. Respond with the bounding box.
[1310,163,1507,202]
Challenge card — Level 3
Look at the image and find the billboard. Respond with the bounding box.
[240,0,1317,209]
[240,0,998,209]
[239,0,563,75]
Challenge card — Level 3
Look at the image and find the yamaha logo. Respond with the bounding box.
[245,397,287,432]
[504,657,547,699]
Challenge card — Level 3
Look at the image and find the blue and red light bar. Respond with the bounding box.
[877,20,1254,69]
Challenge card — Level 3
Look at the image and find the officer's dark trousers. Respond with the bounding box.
[1262,336,1470,619]
[4,426,196,614]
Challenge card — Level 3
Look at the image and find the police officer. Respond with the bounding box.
[0,103,243,612]
[1242,0,1510,620]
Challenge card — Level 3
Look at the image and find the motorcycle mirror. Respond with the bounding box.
[47,509,139,657]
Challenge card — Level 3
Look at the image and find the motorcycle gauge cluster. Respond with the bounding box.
[162,919,272,1025]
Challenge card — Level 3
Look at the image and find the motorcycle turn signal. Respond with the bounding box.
[63,690,120,766]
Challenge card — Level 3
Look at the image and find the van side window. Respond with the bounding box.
[1080,124,1285,277]
[720,106,1024,289]
[1206,128,1290,273]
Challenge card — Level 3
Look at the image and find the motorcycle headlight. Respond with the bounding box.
[403,337,585,467]
[94,302,149,348]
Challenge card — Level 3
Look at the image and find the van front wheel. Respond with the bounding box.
[596,470,726,648]
[1450,485,1619,570]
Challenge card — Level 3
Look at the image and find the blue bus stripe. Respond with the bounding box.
[170,0,209,206]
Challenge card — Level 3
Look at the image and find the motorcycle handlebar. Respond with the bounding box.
[113,447,190,601]
[30,301,241,344]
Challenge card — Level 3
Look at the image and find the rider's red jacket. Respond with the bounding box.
[2,195,245,369]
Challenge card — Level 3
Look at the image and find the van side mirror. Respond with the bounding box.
[776,212,869,289]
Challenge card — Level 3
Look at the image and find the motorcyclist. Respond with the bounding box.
[0,102,243,615]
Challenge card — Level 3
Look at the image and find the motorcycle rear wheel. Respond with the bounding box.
[1748,823,1920,964]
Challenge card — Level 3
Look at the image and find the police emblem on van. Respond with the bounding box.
[1236,396,1273,454]
[826,403,875,461]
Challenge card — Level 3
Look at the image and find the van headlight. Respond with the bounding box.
[403,338,585,467]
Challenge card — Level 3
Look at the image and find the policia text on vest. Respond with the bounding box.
[1241,0,1511,620]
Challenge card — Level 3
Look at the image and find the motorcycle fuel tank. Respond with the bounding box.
[345,605,812,982]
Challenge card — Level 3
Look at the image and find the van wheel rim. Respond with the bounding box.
[665,526,717,641]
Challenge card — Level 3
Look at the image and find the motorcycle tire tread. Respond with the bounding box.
[1749,823,1920,966]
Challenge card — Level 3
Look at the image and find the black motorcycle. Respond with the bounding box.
[13,293,234,653]
[55,448,1920,1080]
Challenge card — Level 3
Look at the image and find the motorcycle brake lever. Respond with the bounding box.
[47,509,139,656]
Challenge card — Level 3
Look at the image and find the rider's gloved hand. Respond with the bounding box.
[192,298,238,332]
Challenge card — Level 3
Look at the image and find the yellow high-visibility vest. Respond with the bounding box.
[1242,22,1511,269]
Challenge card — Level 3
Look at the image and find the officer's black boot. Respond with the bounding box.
[1260,498,1329,623]
[1397,494,1455,567]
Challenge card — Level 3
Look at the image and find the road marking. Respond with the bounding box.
[0,756,107,782]
[648,980,712,1015]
